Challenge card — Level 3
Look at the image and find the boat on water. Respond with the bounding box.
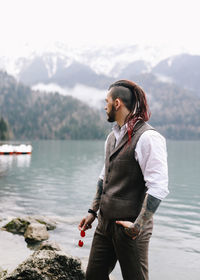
[0,144,32,155]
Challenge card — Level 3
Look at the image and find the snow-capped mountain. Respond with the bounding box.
[0,43,182,82]
[1,43,200,100]
[152,53,200,92]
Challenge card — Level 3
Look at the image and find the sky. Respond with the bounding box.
[0,0,200,57]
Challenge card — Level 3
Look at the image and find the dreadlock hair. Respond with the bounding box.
[108,80,151,141]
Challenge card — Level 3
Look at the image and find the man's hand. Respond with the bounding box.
[116,221,140,239]
[116,194,161,239]
[78,213,95,231]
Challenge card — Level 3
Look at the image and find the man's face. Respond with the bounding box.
[105,92,116,122]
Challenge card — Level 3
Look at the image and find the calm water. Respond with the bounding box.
[0,140,199,279]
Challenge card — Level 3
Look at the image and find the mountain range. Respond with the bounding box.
[0,44,200,140]
[1,44,200,94]
[152,54,200,94]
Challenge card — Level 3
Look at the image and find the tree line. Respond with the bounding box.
[0,70,200,140]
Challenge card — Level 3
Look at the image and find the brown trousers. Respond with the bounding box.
[86,214,153,280]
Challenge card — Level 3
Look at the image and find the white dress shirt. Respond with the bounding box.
[99,123,169,200]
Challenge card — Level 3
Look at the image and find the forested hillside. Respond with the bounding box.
[0,70,200,140]
[132,73,200,139]
[0,71,109,140]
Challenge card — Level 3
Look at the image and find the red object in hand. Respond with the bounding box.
[80,230,85,237]
[78,240,84,247]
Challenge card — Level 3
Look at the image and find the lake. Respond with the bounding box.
[0,140,199,279]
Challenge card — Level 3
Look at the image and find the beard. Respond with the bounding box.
[107,104,116,122]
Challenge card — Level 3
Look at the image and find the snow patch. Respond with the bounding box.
[155,73,174,84]
[167,57,174,67]
[43,55,58,78]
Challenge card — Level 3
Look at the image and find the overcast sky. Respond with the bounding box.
[0,0,199,57]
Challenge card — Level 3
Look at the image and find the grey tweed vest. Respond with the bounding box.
[99,121,154,220]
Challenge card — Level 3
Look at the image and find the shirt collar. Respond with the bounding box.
[112,119,141,144]
[112,123,127,142]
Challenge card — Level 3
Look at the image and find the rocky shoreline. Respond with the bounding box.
[0,216,86,280]
[1,241,85,280]
[0,216,117,280]
[2,216,56,244]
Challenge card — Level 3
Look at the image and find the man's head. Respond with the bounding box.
[105,80,150,125]
[105,86,131,123]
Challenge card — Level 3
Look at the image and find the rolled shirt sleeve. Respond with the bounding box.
[135,129,169,200]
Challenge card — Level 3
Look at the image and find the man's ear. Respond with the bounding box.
[114,98,121,110]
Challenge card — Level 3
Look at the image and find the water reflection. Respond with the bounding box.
[15,155,31,168]
[0,155,31,175]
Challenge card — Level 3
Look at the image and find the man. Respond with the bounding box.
[79,80,169,280]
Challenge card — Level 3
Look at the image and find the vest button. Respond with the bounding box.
[103,191,106,194]
[105,180,108,184]
[108,168,111,172]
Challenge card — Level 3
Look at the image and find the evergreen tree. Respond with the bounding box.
[0,117,9,140]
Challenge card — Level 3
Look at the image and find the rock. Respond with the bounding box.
[32,216,57,231]
[38,241,61,251]
[0,267,7,278]
[3,247,85,280]
[2,216,56,235]
[2,218,30,234]
[24,223,49,244]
